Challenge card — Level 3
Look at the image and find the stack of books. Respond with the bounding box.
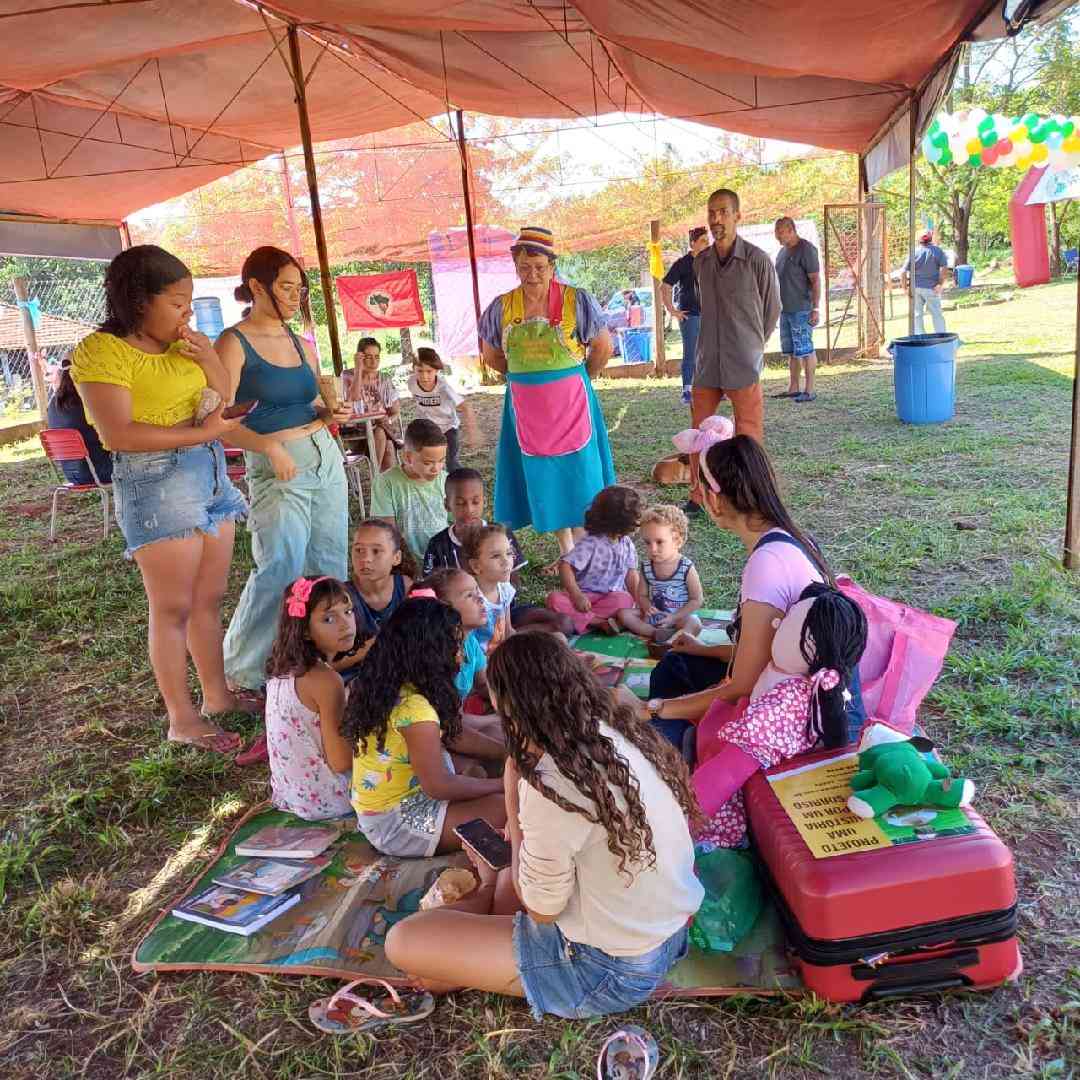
[172,826,338,936]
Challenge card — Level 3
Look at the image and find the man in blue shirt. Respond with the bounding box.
[903,231,950,334]
[662,226,710,406]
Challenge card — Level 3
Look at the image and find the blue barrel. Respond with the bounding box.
[954,264,974,289]
[889,333,958,424]
[192,297,225,340]
[619,327,654,363]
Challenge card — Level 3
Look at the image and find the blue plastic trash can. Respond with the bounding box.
[192,297,225,340]
[954,264,974,289]
[888,332,958,424]
[618,327,654,364]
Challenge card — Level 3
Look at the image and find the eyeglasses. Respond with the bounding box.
[276,283,310,301]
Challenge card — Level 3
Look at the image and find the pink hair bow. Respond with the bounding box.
[809,668,841,695]
[410,588,438,599]
[286,576,328,618]
[671,414,734,456]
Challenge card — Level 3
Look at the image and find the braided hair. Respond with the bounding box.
[798,583,867,748]
[487,631,700,878]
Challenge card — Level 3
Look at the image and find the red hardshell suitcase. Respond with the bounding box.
[745,748,1022,1003]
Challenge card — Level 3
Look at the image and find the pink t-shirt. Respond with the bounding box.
[739,531,823,614]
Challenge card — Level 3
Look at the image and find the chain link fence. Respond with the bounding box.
[1,272,106,420]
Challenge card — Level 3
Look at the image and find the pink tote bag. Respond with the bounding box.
[836,575,956,734]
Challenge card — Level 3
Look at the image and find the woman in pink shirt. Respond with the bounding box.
[645,436,847,750]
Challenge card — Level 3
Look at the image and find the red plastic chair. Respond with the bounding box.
[39,428,112,542]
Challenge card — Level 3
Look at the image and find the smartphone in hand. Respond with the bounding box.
[453,818,512,871]
[222,400,258,420]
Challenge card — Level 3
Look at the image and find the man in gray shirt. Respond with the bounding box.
[687,187,780,512]
[902,231,949,334]
[773,216,821,402]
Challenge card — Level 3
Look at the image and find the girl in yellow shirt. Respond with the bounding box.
[72,246,252,754]
[343,597,506,857]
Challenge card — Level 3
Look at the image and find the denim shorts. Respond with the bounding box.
[512,915,689,1020]
[112,441,247,558]
[779,309,815,358]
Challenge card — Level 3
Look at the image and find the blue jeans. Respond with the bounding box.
[513,915,689,1020]
[224,427,348,689]
[679,314,700,389]
[914,287,946,334]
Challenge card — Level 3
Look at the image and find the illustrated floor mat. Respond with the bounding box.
[134,806,800,996]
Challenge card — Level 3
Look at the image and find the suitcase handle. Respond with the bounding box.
[853,948,979,995]
[865,975,969,1001]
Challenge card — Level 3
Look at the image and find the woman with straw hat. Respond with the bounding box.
[478,227,615,568]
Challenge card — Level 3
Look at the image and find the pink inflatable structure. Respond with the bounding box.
[1009,166,1050,288]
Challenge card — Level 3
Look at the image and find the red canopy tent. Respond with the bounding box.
[1,0,1075,564]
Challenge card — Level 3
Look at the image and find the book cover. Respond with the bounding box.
[235,825,339,860]
[172,885,300,936]
[212,855,331,896]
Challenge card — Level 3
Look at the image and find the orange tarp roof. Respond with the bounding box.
[0,1,996,225]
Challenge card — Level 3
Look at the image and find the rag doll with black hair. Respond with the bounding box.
[694,583,867,850]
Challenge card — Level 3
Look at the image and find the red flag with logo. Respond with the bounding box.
[336,270,424,330]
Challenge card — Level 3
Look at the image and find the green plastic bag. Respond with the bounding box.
[688,848,763,953]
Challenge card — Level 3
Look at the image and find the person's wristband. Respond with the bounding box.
[647,698,664,722]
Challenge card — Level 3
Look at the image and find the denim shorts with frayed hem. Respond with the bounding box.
[512,914,689,1021]
[112,441,247,559]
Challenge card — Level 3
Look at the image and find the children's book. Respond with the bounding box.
[570,632,650,660]
[212,855,331,896]
[697,608,734,647]
[621,658,658,699]
[172,884,301,936]
[235,825,339,860]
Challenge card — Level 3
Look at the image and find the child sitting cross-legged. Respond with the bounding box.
[425,468,572,636]
[618,504,704,641]
[383,632,704,1020]
[343,597,506,858]
[370,417,449,566]
[265,577,357,821]
[546,485,644,636]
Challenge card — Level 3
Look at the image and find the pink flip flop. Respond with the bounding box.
[308,978,435,1035]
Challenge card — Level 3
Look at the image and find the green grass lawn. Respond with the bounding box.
[1,280,1078,1079]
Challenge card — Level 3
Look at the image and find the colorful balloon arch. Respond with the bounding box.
[923,110,1080,170]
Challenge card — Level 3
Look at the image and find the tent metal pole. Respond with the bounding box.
[907,92,918,337]
[287,25,342,377]
[650,219,666,378]
[13,276,47,421]
[1065,266,1080,570]
[455,109,485,366]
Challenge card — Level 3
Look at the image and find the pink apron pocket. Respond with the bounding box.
[510,376,592,457]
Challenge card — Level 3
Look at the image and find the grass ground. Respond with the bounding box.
[1,279,1078,1079]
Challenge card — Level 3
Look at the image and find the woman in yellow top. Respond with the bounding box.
[72,246,251,753]
[342,596,506,858]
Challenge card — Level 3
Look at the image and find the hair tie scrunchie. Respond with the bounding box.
[287,576,329,618]
[810,668,841,694]
[409,588,438,599]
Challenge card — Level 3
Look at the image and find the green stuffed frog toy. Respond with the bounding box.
[847,722,975,819]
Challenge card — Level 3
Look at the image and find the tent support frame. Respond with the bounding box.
[286,24,343,376]
[454,109,485,369]
[1066,268,1080,569]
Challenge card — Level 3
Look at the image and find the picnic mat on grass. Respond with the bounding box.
[133,806,800,996]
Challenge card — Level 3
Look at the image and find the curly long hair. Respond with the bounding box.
[266,578,353,679]
[583,485,643,539]
[487,632,700,877]
[704,436,833,583]
[99,245,191,337]
[341,598,463,753]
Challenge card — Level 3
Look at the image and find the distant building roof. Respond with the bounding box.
[0,304,94,352]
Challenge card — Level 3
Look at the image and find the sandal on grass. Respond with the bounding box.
[308,978,435,1035]
[202,688,264,719]
[771,390,800,399]
[167,726,241,755]
[235,732,269,767]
